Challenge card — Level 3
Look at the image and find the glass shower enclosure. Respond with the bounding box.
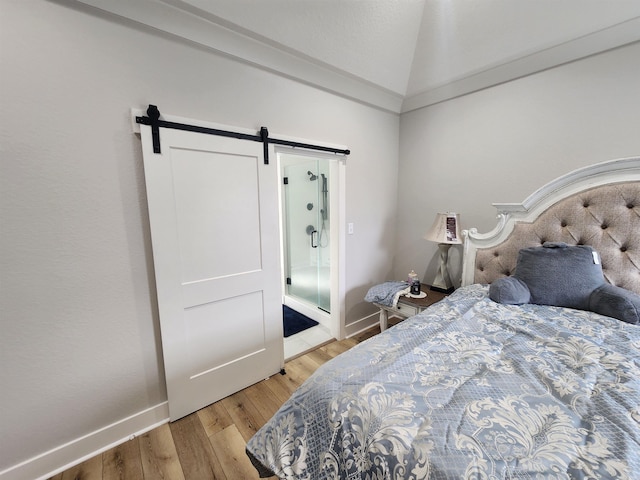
[281,156,331,313]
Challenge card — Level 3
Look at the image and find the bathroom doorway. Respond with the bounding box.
[278,151,340,359]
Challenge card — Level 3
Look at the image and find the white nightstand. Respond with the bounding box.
[374,284,448,331]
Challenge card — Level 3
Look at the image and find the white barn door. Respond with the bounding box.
[140,122,283,421]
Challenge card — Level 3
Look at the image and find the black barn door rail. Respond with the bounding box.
[136,104,350,164]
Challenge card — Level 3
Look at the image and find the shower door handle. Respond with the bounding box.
[311,230,318,248]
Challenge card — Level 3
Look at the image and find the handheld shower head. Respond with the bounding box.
[307,171,318,181]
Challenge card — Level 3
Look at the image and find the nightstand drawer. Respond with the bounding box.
[393,303,418,317]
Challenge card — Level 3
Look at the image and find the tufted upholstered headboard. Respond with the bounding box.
[461,157,640,295]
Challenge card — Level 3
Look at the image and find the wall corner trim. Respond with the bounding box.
[401,16,640,113]
[76,0,403,114]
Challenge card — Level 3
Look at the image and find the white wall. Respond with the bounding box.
[396,41,640,286]
[0,0,399,477]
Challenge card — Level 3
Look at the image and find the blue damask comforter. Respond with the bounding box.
[246,285,640,479]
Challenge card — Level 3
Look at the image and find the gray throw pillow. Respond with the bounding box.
[488,242,640,325]
[512,242,604,310]
[489,277,530,305]
[589,284,640,325]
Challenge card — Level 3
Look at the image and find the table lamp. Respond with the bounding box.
[424,212,462,293]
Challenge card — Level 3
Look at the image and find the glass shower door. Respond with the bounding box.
[283,159,330,313]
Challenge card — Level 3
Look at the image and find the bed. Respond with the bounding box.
[246,157,640,479]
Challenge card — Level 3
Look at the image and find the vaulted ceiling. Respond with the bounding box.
[78,0,640,112]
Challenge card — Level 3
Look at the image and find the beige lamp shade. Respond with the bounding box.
[424,213,462,245]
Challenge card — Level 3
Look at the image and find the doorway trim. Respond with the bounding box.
[276,147,346,341]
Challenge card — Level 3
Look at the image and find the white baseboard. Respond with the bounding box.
[0,402,170,480]
[344,312,379,338]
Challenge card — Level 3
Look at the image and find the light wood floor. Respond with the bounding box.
[49,324,386,480]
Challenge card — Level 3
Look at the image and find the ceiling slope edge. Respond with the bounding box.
[75,0,404,114]
[401,16,640,114]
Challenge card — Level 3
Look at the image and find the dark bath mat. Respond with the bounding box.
[283,305,319,337]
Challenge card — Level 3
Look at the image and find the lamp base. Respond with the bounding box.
[430,243,455,293]
[429,284,455,294]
